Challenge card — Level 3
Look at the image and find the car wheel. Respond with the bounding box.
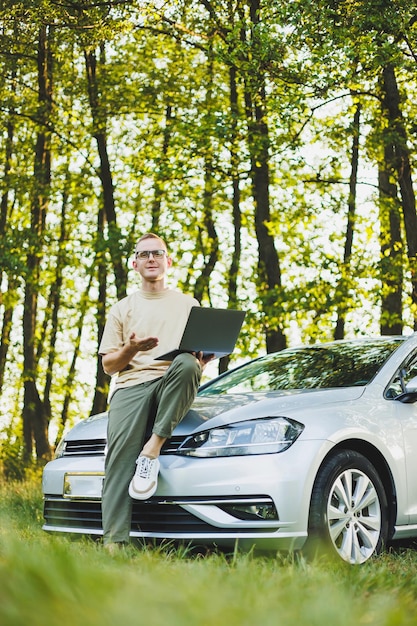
[307,449,389,565]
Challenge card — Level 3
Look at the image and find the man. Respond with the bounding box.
[99,233,211,550]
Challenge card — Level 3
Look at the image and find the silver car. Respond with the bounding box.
[42,334,417,564]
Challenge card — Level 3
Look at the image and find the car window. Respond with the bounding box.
[385,350,417,399]
[199,339,404,396]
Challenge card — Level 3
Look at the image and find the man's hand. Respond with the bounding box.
[129,333,159,352]
[194,351,215,370]
[102,334,159,376]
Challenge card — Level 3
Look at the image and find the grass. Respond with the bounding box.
[1,480,417,626]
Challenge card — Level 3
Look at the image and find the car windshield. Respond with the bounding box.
[199,338,404,395]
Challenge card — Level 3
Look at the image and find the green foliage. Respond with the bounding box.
[1,0,417,462]
[0,421,45,481]
[0,433,26,481]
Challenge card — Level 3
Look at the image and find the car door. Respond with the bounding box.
[386,349,417,522]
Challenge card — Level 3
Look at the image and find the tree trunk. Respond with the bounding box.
[381,64,417,330]
[0,95,16,394]
[219,64,242,374]
[0,278,17,395]
[84,47,125,413]
[193,49,219,304]
[151,104,173,231]
[22,25,53,462]
[58,273,94,442]
[193,171,219,304]
[243,0,286,353]
[378,142,403,335]
[91,205,110,416]
[334,104,361,340]
[84,47,128,300]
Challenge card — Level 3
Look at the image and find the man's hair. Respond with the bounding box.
[135,233,168,251]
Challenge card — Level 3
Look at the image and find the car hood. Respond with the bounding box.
[177,386,365,434]
[64,387,365,441]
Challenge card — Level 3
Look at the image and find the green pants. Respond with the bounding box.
[102,353,202,544]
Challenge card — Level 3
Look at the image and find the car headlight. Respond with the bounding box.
[54,438,67,459]
[176,417,304,457]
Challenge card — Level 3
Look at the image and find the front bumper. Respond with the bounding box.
[43,495,307,552]
[42,440,329,552]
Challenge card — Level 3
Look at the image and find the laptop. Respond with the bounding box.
[156,306,246,361]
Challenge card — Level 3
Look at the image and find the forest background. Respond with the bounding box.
[0,0,416,476]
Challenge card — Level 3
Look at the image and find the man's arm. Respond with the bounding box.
[101,333,159,376]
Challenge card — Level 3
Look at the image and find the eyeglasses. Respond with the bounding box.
[135,249,167,259]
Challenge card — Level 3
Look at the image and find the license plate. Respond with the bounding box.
[63,472,104,499]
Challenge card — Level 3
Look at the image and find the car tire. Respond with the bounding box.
[306,449,389,564]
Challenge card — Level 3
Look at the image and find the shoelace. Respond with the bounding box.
[137,457,152,479]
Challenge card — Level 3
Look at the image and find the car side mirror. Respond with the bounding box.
[396,375,417,404]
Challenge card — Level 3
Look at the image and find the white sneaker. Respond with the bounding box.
[128,455,160,500]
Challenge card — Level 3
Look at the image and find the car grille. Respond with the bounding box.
[43,496,274,535]
[64,439,107,456]
[62,436,184,457]
[160,436,184,454]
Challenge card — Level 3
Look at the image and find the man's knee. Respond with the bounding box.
[172,352,201,379]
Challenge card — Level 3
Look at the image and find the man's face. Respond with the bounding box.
[133,239,172,283]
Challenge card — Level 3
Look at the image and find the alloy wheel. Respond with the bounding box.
[326,467,381,564]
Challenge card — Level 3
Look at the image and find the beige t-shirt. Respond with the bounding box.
[99,288,199,390]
